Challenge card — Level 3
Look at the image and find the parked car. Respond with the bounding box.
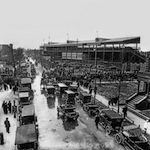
[15,124,38,150]
[19,92,31,106]
[20,104,37,125]
[20,77,32,89]
[83,103,99,117]
[57,104,79,121]
[63,80,72,86]
[99,109,124,135]
[57,83,68,94]
[69,84,78,96]
[46,85,55,95]
[64,90,76,105]
[79,91,92,106]
[115,125,150,150]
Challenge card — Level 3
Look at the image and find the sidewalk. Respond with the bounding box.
[80,86,150,135]
[0,89,18,150]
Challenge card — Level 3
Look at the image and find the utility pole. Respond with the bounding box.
[118,44,124,113]
[117,77,122,113]
[10,44,16,79]
[94,43,97,104]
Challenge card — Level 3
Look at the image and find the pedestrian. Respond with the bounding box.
[94,86,97,95]
[77,82,79,88]
[89,88,92,94]
[89,84,92,94]
[89,84,92,91]
[13,100,16,106]
[2,101,5,114]
[4,118,11,133]
[144,119,150,134]
[8,101,12,113]
[4,102,8,114]
[95,113,100,129]
[122,105,128,119]
[3,83,8,91]
[12,104,17,118]
[9,83,12,89]
[13,85,17,95]
[108,99,110,107]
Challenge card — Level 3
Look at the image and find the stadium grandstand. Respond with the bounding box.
[40,36,146,72]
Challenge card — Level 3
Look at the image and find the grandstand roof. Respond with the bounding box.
[41,36,140,48]
[102,36,140,44]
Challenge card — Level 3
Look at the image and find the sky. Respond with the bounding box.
[0,0,150,51]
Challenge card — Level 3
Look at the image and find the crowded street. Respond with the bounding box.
[0,61,126,150]
[33,63,125,150]
[0,55,150,150]
[1,1,150,150]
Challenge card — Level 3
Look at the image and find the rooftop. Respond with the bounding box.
[15,124,37,145]
[40,36,140,48]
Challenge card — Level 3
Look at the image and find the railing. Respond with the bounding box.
[138,71,150,77]
[128,107,150,120]
[135,96,147,105]
[127,93,138,103]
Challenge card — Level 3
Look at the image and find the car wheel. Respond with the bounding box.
[115,133,124,144]
[106,125,112,135]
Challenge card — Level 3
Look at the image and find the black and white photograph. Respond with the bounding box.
[0,0,150,150]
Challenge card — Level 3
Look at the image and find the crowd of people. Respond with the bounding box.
[40,60,132,130]
[2,101,12,114]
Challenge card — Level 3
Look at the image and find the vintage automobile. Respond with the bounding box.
[57,104,79,121]
[57,83,68,94]
[69,84,78,96]
[63,80,72,86]
[64,90,76,105]
[15,124,38,150]
[79,91,92,106]
[20,77,32,89]
[99,109,124,135]
[115,125,150,150]
[20,104,37,125]
[46,85,55,95]
[19,87,29,93]
[19,87,34,99]
[83,103,99,117]
[19,92,31,106]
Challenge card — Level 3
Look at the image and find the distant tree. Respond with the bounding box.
[12,48,25,77]
[13,48,24,66]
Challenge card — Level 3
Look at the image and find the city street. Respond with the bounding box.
[1,1,150,150]
[33,64,125,150]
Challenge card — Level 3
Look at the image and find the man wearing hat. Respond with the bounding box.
[4,118,11,133]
